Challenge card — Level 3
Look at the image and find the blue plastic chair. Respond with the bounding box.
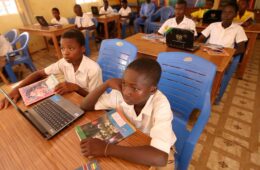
[85,17,98,56]
[4,29,18,49]
[146,6,174,33]
[157,52,216,170]
[67,17,75,24]
[215,54,242,104]
[5,32,36,83]
[97,39,137,83]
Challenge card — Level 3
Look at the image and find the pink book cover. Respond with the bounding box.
[19,79,55,106]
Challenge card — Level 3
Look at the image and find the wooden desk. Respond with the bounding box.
[196,23,260,79]
[19,24,76,59]
[0,92,150,170]
[96,14,121,39]
[125,33,235,102]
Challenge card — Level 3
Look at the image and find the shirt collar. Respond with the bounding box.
[62,55,86,73]
[174,15,188,25]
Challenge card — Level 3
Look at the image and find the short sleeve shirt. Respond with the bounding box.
[202,22,248,48]
[51,17,69,25]
[0,35,12,56]
[75,13,94,28]
[99,6,114,15]
[44,56,102,92]
[158,16,197,36]
[118,6,131,17]
[94,89,176,154]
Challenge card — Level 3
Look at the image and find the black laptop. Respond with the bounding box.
[202,10,222,24]
[166,28,200,51]
[35,16,57,27]
[91,6,100,16]
[0,88,84,140]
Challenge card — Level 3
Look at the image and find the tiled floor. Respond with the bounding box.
[0,38,259,170]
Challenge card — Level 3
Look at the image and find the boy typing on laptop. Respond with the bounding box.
[0,29,102,109]
[80,58,176,168]
[158,0,197,36]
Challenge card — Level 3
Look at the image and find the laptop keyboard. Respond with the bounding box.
[32,99,74,131]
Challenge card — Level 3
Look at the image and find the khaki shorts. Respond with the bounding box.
[149,147,175,170]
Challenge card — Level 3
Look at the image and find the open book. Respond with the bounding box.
[18,74,59,106]
[75,109,136,144]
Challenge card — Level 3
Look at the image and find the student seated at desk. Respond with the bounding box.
[0,29,102,109]
[80,58,176,168]
[73,4,96,31]
[158,0,197,36]
[191,0,214,22]
[197,2,248,56]
[99,0,114,15]
[233,0,254,27]
[51,7,69,25]
[134,0,155,33]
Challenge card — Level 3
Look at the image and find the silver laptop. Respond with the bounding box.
[0,88,84,140]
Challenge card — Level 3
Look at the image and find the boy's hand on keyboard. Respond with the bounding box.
[0,88,20,110]
[54,82,79,95]
[80,138,107,157]
[106,78,122,92]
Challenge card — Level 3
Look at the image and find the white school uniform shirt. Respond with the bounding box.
[201,22,248,48]
[51,17,69,25]
[119,6,131,23]
[44,56,102,92]
[0,35,12,56]
[99,6,114,15]
[158,16,197,36]
[95,89,176,154]
[75,13,94,28]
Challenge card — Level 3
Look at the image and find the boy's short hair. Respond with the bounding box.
[126,58,162,86]
[176,0,187,6]
[121,0,128,4]
[61,29,85,46]
[224,2,239,13]
[52,7,60,13]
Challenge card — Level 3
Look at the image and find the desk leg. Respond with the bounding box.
[51,35,62,59]
[43,37,49,51]
[117,19,121,38]
[211,72,223,104]
[236,33,257,79]
[104,22,109,39]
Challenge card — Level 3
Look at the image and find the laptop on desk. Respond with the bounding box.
[0,88,84,140]
[35,16,58,27]
[202,10,222,24]
[166,28,200,51]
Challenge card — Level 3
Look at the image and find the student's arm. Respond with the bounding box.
[80,138,168,166]
[54,82,88,96]
[234,41,246,56]
[0,70,47,109]
[197,34,207,43]
[80,78,122,111]
[146,3,155,17]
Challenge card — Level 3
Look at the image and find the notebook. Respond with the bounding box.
[166,28,200,51]
[35,16,57,27]
[202,10,222,24]
[0,88,84,140]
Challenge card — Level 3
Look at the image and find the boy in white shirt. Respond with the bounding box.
[0,29,102,109]
[51,8,69,25]
[80,58,176,168]
[99,0,114,15]
[74,4,95,31]
[158,0,197,36]
[118,0,132,38]
[198,2,247,56]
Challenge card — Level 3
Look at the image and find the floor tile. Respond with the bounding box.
[208,112,220,125]
[232,96,255,111]
[237,80,257,91]
[250,152,260,166]
[222,132,249,149]
[225,118,251,138]
[213,137,242,157]
[235,87,256,100]
[228,106,253,123]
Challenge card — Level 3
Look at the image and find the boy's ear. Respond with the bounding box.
[81,46,86,54]
[150,86,157,94]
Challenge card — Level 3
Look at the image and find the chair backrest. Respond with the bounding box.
[97,39,137,82]
[157,52,216,170]
[12,32,30,56]
[151,6,174,23]
[4,29,18,45]
[68,17,75,24]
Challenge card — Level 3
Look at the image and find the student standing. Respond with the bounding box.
[158,0,197,36]
[0,29,102,109]
[80,58,176,168]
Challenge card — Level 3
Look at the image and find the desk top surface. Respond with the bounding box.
[19,24,76,33]
[0,92,150,170]
[125,33,235,73]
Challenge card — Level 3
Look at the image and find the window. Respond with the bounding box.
[0,0,18,15]
[75,0,97,4]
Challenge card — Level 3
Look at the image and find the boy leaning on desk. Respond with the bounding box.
[80,58,176,169]
[0,29,102,109]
